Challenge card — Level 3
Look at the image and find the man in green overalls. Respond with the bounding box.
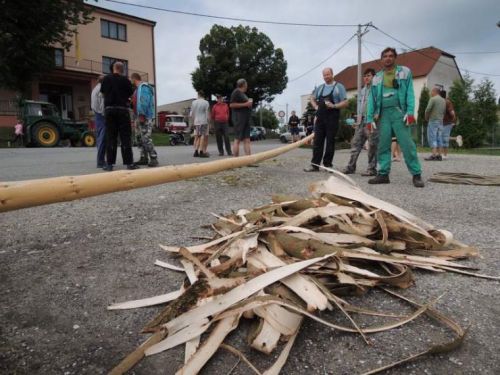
[366,47,424,188]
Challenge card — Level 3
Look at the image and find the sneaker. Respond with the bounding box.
[135,156,149,165]
[148,158,159,167]
[435,154,443,161]
[304,166,320,172]
[424,155,437,161]
[193,150,199,157]
[442,155,448,160]
[361,170,377,176]
[368,175,390,184]
[219,152,224,156]
[198,152,210,158]
[126,164,140,170]
[342,167,355,174]
[413,174,425,188]
[102,164,113,171]
[97,163,104,168]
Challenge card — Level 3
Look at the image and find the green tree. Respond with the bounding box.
[417,86,430,146]
[0,0,94,95]
[337,97,357,143]
[251,107,279,129]
[192,25,288,105]
[449,75,477,147]
[472,78,498,147]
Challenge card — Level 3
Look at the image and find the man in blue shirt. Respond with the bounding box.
[304,67,348,172]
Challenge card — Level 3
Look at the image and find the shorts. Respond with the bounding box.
[234,120,251,140]
[442,124,454,147]
[194,124,209,136]
[290,126,300,135]
[427,119,443,148]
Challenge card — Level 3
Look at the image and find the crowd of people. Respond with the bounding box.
[302,46,458,188]
[91,61,158,171]
[86,46,456,182]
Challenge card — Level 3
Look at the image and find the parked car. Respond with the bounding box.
[279,125,306,143]
[250,127,261,141]
[255,126,266,139]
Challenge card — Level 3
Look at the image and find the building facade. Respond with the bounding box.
[0,4,156,127]
[301,47,462,118]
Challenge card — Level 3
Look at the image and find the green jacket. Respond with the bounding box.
[366,65,415,123]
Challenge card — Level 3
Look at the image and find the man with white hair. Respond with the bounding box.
[304,67,348,172]
[230,78,253,157]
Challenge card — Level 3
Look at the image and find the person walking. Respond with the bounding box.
[131,73,158,167]
[100,61,138,171]
[342,68,378,176]
[288,110,301,143]
[11,119,24,147]
[366,47,424,187]
[424,87,446,161]
[211,94,232,156]
[91,75,106,168]
[190,91,210,158]
[304,67,348,172]
[230,79,253,157]
[439,90,456,160]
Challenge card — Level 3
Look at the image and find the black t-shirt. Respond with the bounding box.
[230,88,250,125]
[100,73,134,108]
[288,115,300,127]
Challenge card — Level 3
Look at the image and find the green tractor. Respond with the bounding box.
[20,100,96,147]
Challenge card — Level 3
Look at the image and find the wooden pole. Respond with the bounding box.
[0,135,313,213]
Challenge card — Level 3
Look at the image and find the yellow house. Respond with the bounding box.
[0,4,156,126]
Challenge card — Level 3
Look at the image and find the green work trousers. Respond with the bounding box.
[377,106,421,176]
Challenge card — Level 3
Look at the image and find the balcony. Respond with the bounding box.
[56,55,149,82]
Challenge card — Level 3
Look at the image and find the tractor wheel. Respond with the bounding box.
[33,122,60,147]
[82,133,96,147]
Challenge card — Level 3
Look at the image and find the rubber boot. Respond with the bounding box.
[135,155,149,165]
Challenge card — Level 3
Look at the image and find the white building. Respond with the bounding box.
[301,46,462,117]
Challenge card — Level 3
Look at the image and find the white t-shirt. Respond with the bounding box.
[190,98,210,126]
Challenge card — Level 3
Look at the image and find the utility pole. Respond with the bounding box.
[356,23,372,118]
[259,102,263,127]
[356,24,362,118]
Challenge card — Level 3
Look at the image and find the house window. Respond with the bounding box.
[101,19,127,41]
[102,56,128,75]
[54,49,64,67]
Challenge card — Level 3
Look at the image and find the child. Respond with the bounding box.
[13,119,24,146]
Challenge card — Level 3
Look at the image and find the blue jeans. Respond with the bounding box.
[427,119,443,148]
[442,124,453,148]
[95,112,106,166]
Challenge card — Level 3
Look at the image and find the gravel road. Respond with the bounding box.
[1,141,499,375]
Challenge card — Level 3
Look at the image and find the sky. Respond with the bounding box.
[90,0,500,116]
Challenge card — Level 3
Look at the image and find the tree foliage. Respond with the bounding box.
[337,97,357,143]
[251,107,279,129]
[449,74,498,148]
[192,25,288,106]
[0,0,94,94]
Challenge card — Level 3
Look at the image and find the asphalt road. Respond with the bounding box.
[1,141,499,375]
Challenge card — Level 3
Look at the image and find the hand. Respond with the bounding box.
[405,114,416,125]
[374,114,379,122]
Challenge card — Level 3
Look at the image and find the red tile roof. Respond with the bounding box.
[335,46,458,91]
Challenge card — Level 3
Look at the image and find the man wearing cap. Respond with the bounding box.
[366,47,424,187]
[211,94,232,156]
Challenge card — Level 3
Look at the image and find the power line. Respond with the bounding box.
[103,0,362,27]
[371,25,500,77]
[288,34,356,83]
[451,51,500,55]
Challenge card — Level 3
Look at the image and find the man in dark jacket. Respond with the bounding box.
[100,62,138,171]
